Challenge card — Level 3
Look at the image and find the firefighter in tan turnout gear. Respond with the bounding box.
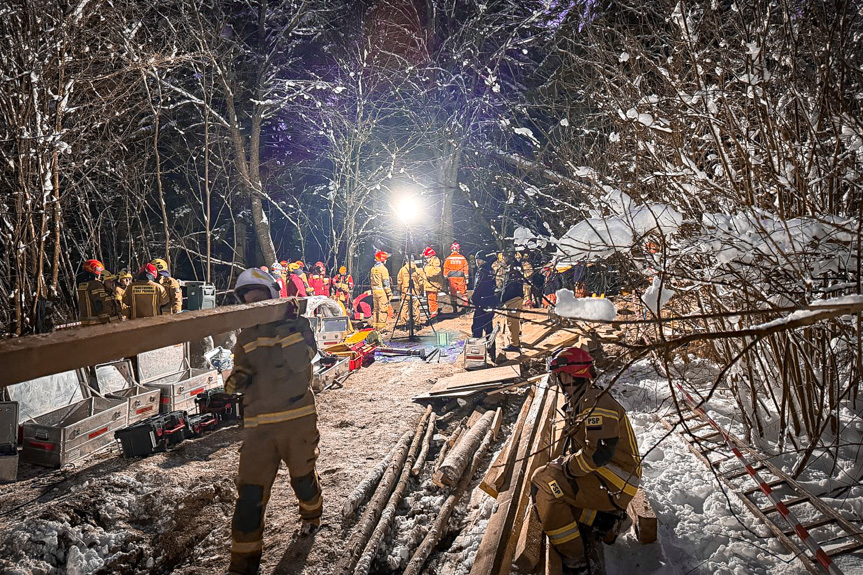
[123,263,170,319]
[396,258,426,328]
[152,258,182,314]
[370,250,392,331]
[78,259,111,325]
[531,347,641,573]
[225,268,322,575]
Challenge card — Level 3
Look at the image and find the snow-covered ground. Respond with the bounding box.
[605,358,863,575]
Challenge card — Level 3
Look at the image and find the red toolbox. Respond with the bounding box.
[195,388,243,422]
[186,413,219,437]
[137,344,222,413]
[114,410,189,457]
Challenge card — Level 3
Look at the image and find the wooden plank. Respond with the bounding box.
[626,489,658,544]
[490,407,503,440]
[511,383,557,573]
[470,382,548,575]
[467,408,487,429]
[479,390,534,499]
[0,299,303,388]
[430,365,522,394]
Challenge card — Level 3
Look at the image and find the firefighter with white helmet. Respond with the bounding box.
[443,241,469,314]
[226,268,322,575]
[530,347,641,572]
[151,258,182,313]
[370,250,392,330]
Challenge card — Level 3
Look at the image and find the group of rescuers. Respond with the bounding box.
[224,266,639,574]
[80,248,638,575]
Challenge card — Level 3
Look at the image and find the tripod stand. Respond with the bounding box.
[389,229,437,343]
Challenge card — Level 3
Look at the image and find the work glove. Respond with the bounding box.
[224,366,254,394]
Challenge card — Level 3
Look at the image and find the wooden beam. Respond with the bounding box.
[0,299,303,388]
[626,489,658,544]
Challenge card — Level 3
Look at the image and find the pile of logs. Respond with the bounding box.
[337,402,504,575]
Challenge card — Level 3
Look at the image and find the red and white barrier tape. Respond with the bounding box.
[672,381,844,575]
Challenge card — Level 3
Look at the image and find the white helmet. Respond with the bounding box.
[234,268,280,300]
[271,262,284,271]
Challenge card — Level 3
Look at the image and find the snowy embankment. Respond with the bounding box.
[606,359,863,575]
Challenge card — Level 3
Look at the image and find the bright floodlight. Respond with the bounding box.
[395,194,421,225]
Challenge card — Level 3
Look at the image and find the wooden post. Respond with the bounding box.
[626,489,658,544]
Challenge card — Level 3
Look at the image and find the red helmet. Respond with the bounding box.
[138,263,158,280]
[315,261,324,269]
[548,347,594,379]
[422,247,436,258]
[375,250,390,262]
[451,242,461,253]
[84,259,105,275]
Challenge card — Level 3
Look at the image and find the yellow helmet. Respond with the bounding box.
[288,262,300,271]
[118,268,132,280]
[151,258,168,271]
[339,266,347,275]
[102,271,118,281]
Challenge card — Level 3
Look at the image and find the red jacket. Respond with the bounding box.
[308,273,326,297]
[287,273,307,297]
[275,276,288,298]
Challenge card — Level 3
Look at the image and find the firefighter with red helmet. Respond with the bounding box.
[443,242,470,314]
[225,268,322,575]
[530,347,641,572]
[370,251,392,330]
[78,259,111,325]
[122,263,170,319]
[421,247,443,318]
[308,262,327,297]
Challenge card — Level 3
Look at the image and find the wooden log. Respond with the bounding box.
[403,424,496,575]
[469,381,548,575]
[434,411,495,488]
[0,298,305,388]
[447,421,465,448]
[353,406,434,575]
[337,406,431,575]
[479,390,534,498]
[545,538,563,575]
[411,412,437,476]
[511,384,558,573]
[342,441,398,524]
[626,489,658,544]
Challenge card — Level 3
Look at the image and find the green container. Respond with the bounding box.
[436,332,451,346]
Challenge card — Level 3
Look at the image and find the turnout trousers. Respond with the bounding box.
[447,278,467,313]
[397,294,422,328]
[426,290,438,316]
[229,411,322,575]
[497,296,523,347]
[371,290,389,330]
[530,464,635,561]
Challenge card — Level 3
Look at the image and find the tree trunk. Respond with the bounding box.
[435,410,494,488]
[342,440,399,524]
[404,425,494,575]
[354,406,434,575]
[439,144,461,252]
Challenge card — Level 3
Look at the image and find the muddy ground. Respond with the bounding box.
[0,312,529,575]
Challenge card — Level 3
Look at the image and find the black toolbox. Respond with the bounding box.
[114,410,189,457]
[195,388,244,422]
[186,413,219,437]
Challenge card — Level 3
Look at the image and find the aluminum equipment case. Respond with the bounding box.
[9,370,126,467]
[90,359,161,425]
[310,316,349,349]
[137,344,222,414]
[0,402,18,482]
